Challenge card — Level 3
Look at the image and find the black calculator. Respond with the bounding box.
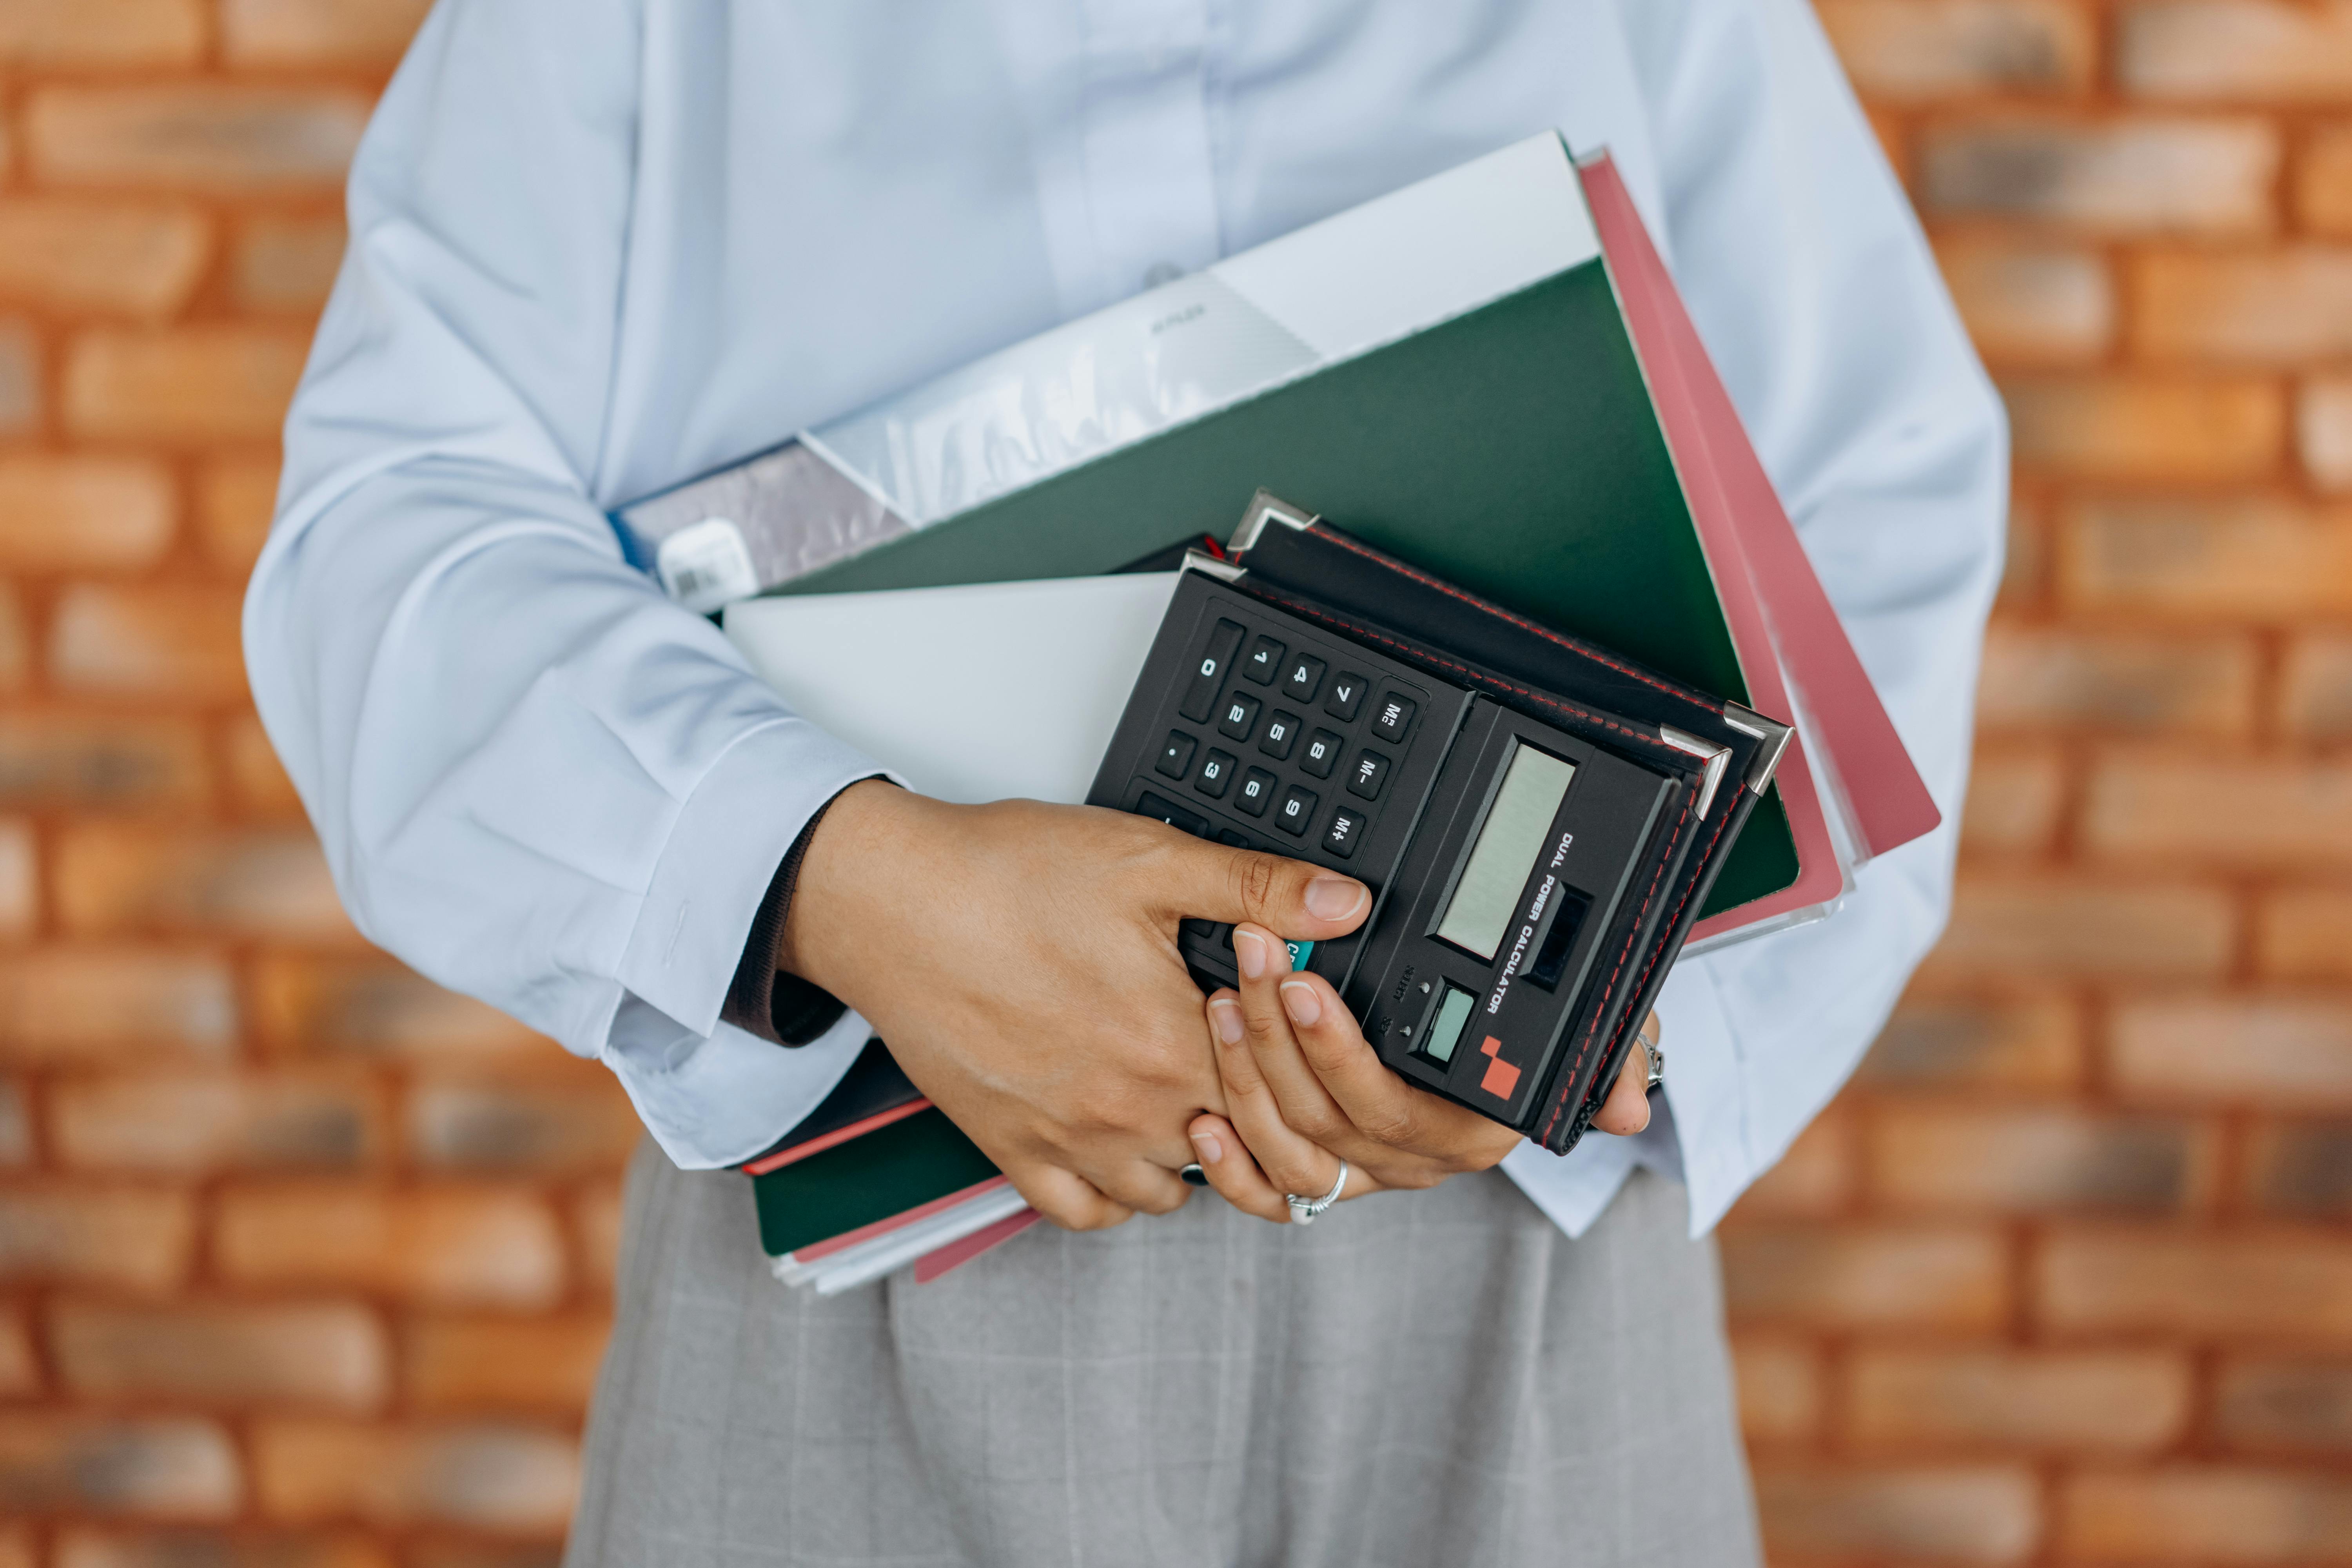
[1087,496,1788,1152]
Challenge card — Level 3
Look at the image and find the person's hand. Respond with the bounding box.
[1183,919,1656,1223]
[778,782,1373,1231]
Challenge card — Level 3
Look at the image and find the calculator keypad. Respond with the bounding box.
[1109,584,1454,987]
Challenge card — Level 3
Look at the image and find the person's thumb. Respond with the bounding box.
[1154,836,1370,939]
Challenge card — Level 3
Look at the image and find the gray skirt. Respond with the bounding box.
[566,1140,1759,1568]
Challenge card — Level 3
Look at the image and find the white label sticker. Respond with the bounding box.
[656,517,760,612]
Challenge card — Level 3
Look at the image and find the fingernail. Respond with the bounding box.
[1279,979,1322,1027]
[1209,998,1244,1044]
[1232,928,1267,980]
[1305,876,1366,921]
[1190,1129,1223,1165]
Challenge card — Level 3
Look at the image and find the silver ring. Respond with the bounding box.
[1637,1025,1665,1091]
[1285,1160,1348,1226]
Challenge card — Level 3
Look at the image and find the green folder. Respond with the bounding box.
[782,262,1800,918]
[753,1106,998,1259]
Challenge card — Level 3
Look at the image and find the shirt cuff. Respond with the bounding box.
[601,997,873,1169]
[613,715,894,1040]
[720,777,885,1046]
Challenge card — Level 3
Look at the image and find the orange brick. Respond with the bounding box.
[2301,123,2352,234]
[28,87,369,192]
[573,1180,622,1296]
[214,1185,565,1307]
[2245,1120,2352,1214]
[51,1300,387,1411]
[0,948,234,1063]
[56,1532,395,1568]
[1920,117,2278,232]
[223,0,437,65]
[1925,877,2235,978]
[2085,756,2352,868]
[251,1419,577,1532]
[0,1184,192,1291]
[2218,1357,2352,1453]
[2298,374,2352,489]
[2258,887,2352,979]
[407,1077,639,1175]
[56,824,355,942]
[0,589,24,693]
[65,328,310,443]
[1732,1112,1856,1219]
[2061,1466,2352,1561]
[2039,1227,2352,1337]
[0,711,210,811]
[1934,235,2114,363]
[0,0,204,64]
[0,457,175,572]
[50,583,247,701]
[1731,1335,1823,1444]
[1819,0,2094,99]
[0,818,31,941]
[2122,0,2352,101]
[0,1079,33,1167]
[2005,376,2284,479]
[228,711,306,820]
[1961,748,2066,856]
[252,955,546,1063]
[2114,995,2352,1107]
[234,216,347,316]
[405,1315,609,1414]
[0,1303,34,1396]
[1720,1223,2009,1330]
[0,321,42,436]
[1754,1465,2039,1565]
[0,1414,239,1519]
[0,202,208,319]
[2061,495,2352,618]
[1977,625,2257,735]
[2280,632,2352,737]
[2135,247,2352,361]
[1869,1105,2214,1213]
[198,456,282,575]
[53,1069,380,1172]
[1851,1347,2191,1453]
[2000,487,2049,607]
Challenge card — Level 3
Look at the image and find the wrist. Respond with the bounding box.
[774,777,909,996]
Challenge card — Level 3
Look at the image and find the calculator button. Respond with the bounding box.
[1136,791,1210,837]
[1180,620,1247,722]
[1371,691,1417,743]
[1299,728,1344,779]
[1275,785,1318,837]
[1218,693,1261,741]
[1155,730,1197,779]
[1323,806,1368,859]
[1215,828,1252,848]
[1325,671,1369,722]
[1281,653,1327,703]
[1241,635,1285,685]
[1346,749,1391,800]
[1235,767,1277,817]
[1195,748,1237,799]
[1260,710,1302,760]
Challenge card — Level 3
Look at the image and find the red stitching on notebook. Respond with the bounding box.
[1539,797,1694,1147]
[1308,526,1724,715]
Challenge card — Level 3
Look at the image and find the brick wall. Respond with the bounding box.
[0,2,2341,1564]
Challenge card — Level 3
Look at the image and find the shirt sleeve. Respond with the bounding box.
[1505,0,2007,1236]
[243,0,875,1168]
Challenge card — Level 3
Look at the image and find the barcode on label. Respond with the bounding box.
[655,517,759,612]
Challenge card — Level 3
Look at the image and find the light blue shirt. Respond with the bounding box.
[248,0,2004,1240]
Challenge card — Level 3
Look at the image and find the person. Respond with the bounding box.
[245,1,2004,1563]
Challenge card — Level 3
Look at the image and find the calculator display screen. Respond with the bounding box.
[1433,744,1576,961]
